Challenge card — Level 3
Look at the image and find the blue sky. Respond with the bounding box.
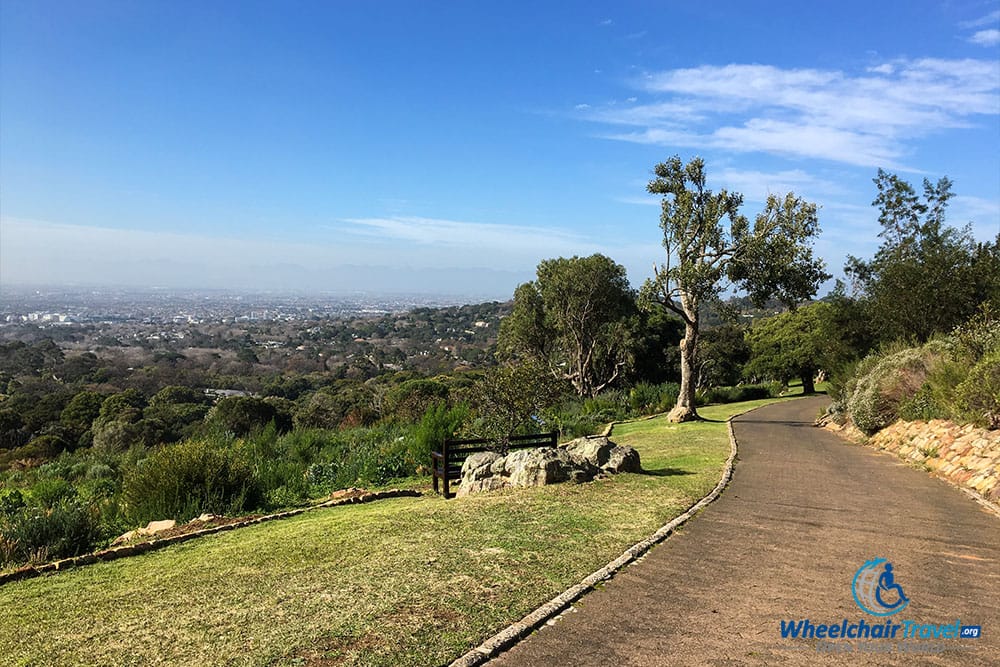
[2,0,998,299]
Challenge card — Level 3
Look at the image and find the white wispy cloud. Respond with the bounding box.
[0,216,604,295]
[959,9,1000,29]
[614,195,661,207]
[339,216,589,253]
[969,28,1000,46]
[951,196,1000,239]
[587,59,1000,168]
[713,168,844,200]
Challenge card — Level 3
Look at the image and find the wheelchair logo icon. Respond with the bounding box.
[852,558,909,616]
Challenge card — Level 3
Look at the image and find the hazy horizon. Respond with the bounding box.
[2,2,998,298]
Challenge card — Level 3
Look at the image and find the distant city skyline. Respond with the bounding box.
[2,1,998,299]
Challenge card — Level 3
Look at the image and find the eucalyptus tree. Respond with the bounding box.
[644,156,828,422]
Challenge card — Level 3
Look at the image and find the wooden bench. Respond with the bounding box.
[431,432,558,499]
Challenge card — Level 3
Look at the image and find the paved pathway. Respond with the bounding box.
[490,397,1000,666]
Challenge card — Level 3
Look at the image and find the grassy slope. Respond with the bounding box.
[0,397,797,667]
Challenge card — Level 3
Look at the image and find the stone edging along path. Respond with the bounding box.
[0,488,421,588]
[447,407,756,667]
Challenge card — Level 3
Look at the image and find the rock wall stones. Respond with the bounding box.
[867,420,999,503]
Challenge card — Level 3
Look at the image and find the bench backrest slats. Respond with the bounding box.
[431,431,558,498]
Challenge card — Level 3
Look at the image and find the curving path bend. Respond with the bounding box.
[489,397,1000,666]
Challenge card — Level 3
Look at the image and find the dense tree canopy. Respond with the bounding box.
[846,169,1000,343]
[743,302,843,394]
[472,360,563,441]
[498,254,637,397]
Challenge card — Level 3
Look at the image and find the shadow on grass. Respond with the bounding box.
[641,467,696,477]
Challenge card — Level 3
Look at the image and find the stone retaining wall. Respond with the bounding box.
[866,420,999,503]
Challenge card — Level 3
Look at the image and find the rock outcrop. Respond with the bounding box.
[562,435,642,474]
[457,436,641,497]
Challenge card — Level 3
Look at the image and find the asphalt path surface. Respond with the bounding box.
[488,396,1000,666]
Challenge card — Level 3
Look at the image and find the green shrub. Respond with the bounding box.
[542,392,624,441]
[696,383,779,406]
[847,344,946,435]
[122,439,263,524]
[208,397,278,437]
[580,390,626,417]
[897,384,948,422]
[0,498,101,566]
[296,424,416,494]
[412,402,470,469]
[627,383,653,414]
[955,350,1000,429]
[628,383,669,415]
[29,477,76,508]
[951,306,1000,362]
[0,489,25,517]
[556,415,605,440]
[264,485,306,510]
[383,380,450,423]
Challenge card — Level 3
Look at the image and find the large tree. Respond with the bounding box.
[743,302,846,394]
[498,254,636,397]
[846,169,999,343]
[643,156,828,422]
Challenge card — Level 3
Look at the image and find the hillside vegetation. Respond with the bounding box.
[0,398,789,666]
[3,165,998,571]
[828,308,1000,434]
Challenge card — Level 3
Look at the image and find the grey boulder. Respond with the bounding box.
[561,436,642,474]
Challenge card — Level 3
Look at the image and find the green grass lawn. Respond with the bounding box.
[0,396,797,667]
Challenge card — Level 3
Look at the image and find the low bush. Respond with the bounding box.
[543,392,630,440]
[696,383,780,406]
[122,439,263,524]
[29,477,77,508]
[847,343,946,435]
[412,402,470,469]
[955,350,1000,429]
[288,424,416,494]
[553,414,606,440]
[628,382,677,415]
[897,384,947,422]
[0,498,101,566]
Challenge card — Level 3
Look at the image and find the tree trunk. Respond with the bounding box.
[800,369,816,395]
[667,302,700,423]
